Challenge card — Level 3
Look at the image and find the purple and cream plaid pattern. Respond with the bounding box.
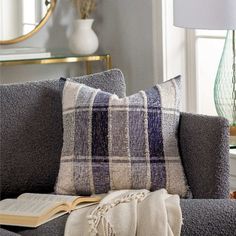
[55,76,189,197]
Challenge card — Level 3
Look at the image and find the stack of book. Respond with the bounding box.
[0,48,52,61]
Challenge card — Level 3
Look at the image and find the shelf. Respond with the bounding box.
[0,54,111,66]
[0,54,112,74]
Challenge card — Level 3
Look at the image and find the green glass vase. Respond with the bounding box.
[214,30,236,130]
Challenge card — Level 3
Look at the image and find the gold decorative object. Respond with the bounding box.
[0,54,112,75]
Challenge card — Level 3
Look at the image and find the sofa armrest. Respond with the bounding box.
[179,112,230,199]
[180,199,236,236]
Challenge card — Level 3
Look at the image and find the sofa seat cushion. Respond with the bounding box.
[3,199,235,236]
[0,229,21,236]
[2,214,68,236]
[0,69,126,199]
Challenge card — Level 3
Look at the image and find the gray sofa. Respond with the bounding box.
[0,69,235,236]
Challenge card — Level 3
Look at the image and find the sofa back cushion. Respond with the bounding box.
[0,69,126,199]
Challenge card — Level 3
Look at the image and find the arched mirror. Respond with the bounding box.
[0,0,56,44]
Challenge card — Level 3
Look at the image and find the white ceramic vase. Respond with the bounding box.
[69,19,99,55]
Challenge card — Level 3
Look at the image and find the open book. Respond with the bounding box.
[0,193,100,228]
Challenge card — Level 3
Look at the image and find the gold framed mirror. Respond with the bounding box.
[0,0,57,45]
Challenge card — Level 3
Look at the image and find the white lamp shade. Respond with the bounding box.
[174,0,236,30]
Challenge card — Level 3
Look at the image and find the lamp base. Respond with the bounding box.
[214,30,236,127]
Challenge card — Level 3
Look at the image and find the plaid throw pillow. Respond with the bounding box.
[55,76,190,197]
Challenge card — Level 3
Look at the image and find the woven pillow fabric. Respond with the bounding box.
[55,76,189,197]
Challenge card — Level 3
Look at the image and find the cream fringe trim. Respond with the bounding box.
[87,191,148,236]
[140,90,151,190]
[88,88,100,193]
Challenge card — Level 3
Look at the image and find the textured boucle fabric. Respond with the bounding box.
[2,199,235,236]
[0,229,21,236]
[0,69,126,199]
[2,214,68,236]
[55,76,190,197]
[180,199,236,236]
[179,113,230,199]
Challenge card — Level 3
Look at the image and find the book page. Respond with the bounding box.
[34,211,68,227]
[74,202,99,210]
[0,199,63,217]
[18,193,78,205]
[72,196,101,209]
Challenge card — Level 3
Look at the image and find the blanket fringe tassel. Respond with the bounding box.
[87,191,148,236]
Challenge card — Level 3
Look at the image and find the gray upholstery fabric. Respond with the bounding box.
[180,199,236,236]
[1,70,234,236]
[179,113,230,199]
[0,69,126,199]
[3,200,235,236]
[0,228,21,236]
[2,215,68,236]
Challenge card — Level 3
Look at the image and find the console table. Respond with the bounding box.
[0,54,112,74]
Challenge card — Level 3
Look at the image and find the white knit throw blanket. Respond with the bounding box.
[64,189,182,236]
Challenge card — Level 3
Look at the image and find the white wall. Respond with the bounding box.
[162,0,187,110]
[94,0,158,94]
[0,0,160,95]
[0,0,187,103]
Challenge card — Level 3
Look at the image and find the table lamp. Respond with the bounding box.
[173,0,236,138]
